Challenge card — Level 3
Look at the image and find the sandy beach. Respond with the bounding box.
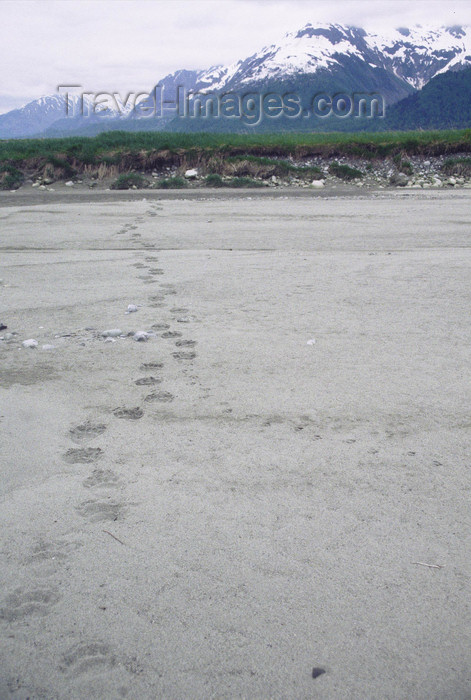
[0,187,470,699]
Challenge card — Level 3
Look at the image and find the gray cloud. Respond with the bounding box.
[1,0,470,113]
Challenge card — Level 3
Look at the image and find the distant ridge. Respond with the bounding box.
[1,23,470,138]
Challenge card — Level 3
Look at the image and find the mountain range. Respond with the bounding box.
[1,23,470,138]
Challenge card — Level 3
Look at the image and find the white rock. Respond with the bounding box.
[311,180,325,188]
[32,182,39,188]
[184,169,198,179]
[39,185,46,190]
[65,181,74,187]
[101,329,122,337]
[448,177,456,186]
[133,331,149,342]
[307,338,316,345]
[4,333,13,340]
[42,344,55,350]
[126,304,138,313]
[104,337,116,343]
[22,339,38,348]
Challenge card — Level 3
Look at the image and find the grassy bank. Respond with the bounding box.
[0,129,470,189]
[1,128,470,163]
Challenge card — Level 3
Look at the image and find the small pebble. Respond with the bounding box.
[307,338,316,345]
[22,339,38,348]
[102,329,122,337]
[133,331,149,342]
[126,304,138,313]
[104,338,116,343]
[42,344,55,350]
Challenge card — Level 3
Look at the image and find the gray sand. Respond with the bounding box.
[0,189,470,699]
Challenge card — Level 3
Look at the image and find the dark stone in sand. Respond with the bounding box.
[312,667,326,679]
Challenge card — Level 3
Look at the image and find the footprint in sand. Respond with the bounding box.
[76,499,126,523]
[150,323,169,331]
[0,587,61,622]
[162,331,182,338]
[134,376,162,385]
[172,351,197,361]
[69,421,107,444]
[170,307,189,314]
[175,339,197,347]
[144,391,174,403]
[63,447,104,464]
[140,361,164,370]
[27,539,82,563]
[61,640,143,677]
[113,407,144,420]
[61,641,117,675]
[132,262,147,268]
[83,468,121,489]
[145,257,159,262]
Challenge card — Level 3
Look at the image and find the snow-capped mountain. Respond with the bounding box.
[367,25,471,89]
[1,23,470,138]
[0,94,96,138]
[194,23,471,93]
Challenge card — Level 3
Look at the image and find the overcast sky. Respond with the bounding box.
[1,0,470,113]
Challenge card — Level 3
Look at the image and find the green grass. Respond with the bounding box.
[46,155,76,177]
[0,164,23,190]
[156,176,187,189]
[1,129,470,164]
[399,160,414,175]
[205,173,225,187]
[441,157,471,176]
[110,173,148,190]
[393,154,413,175]
[328,161,364,180]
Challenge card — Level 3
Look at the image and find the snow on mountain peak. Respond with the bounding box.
[191,23,468,94]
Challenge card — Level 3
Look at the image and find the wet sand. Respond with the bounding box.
[0,189,470,699]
